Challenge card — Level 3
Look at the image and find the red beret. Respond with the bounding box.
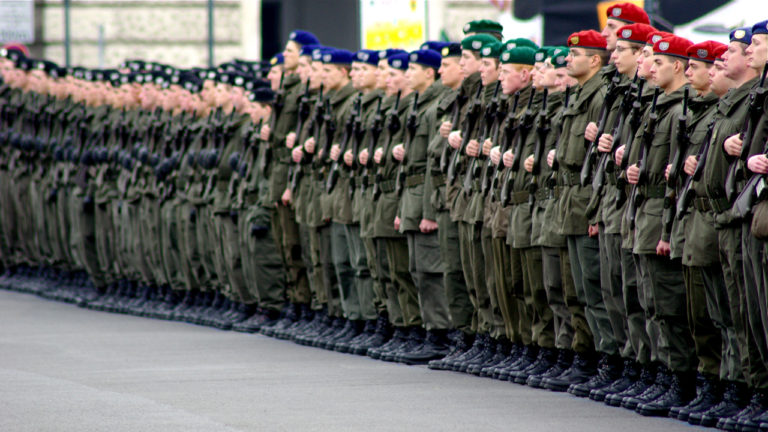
[646,31,674,46]
[687,40,728,64]
[607,3,650,25]
[653,35,694,60]
[567,30,608,50]
[616,23,657,44]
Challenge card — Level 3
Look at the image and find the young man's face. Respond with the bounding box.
[685,59,712,94]
[709,59,734,97]
[746,34,768,71]
[376,59,389,90]
[723,41,750,81]
[637,45,654,80]
[649,54,679,89]
[386,68,408,94]
[438,57,462,88]
[322,64,348,90]
[566,47,593,80]
[600,18,622,52]
[614,41,640,76]
[459,50,481,78]
[297,56,312,83]
[554,67,578,91]
[405,63,431,92]
[478,57,499,86]
[267,65,282,91]
[283,41,301,71]
[309,61,323,90]
[499,64,527,95]
[539,64,558,89]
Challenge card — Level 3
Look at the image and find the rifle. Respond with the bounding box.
[260,71,286,174]
[545,85,572,189]
[481,91,519,197]
[439,91,468,173]
[446,85,483,185]
[372,90,404,200]
[527,88,550,208]
[463,81,501,195]
[676,120,716,219]
[662,86,690,234]
[290,84,324,193]
[395,92,421,197]
[615,80,649,209]
[285,80,312,190]
[581,70,622,186]
[359,95,384,194]
[327,92,363,193]
[626,87,660,230]
[319,98,336,166]
[725,61,768,203]
[348,93,371,199]
[500,89,536,206]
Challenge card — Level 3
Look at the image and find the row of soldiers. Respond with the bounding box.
[3,4,768,430]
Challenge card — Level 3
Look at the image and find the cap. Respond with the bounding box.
[647,31,673,46]
[480,42,502,59]
[420,41,450,53]
[440,43,462,58]
[730,27,753,45]
[461,34,498,52]
[289,30,320,46]
[300,44,321,57]
[354,49,380,66]
[378,48,407,60]
[687,40,728,64]
[311,46,330,62]
[616,23,657,44]
[269,53,284,66]
[249,83,275,103]
[549,46,570,69]
[503,38,539,51]
[500,47,537,65]
[653,35,694,60]
[388,52,409,71]
[463,19,503,35]
[606,3,650,25]
[534,47,552,63]
[322,48,353,65]
[567,30,608,50]
[409,49,442,69]
[752,20,768,36]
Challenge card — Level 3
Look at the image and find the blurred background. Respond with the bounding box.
[0,0,763,68]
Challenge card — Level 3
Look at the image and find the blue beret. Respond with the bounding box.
[354,49,380,66]
[378,48,407,60]
[420,41,450,52]
[249,85,275,103]
[270,53,284,66]
[311,46,329,61]
[730,27,753,45]
[300,44,321,57]
[752,20,768,36]
[322,49,353,65]
[289,30,320,46]
[388,52,409,71]
[440,43,462,58]
[409,49,441,70]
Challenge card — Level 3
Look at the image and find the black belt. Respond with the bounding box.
[405,174,425,188]
[559,171,579,187]
[693,197,711,212]
[379,179,396,193]
[639,184,665,199]
[509,190,530,205]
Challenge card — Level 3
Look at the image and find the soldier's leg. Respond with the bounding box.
[684,265,722,378]
[277,205,310,306]
[524,247,554,349]
[211,214,233,297]
[408,231,450,331]
[482,225,504,339]
[238,209,261,305]
[542,246,573,350]
[741,224,768,388]
[346,224,376,321]
[495,237,520,343]
[468,223,491,334]
[458,221,479,332]
[718,227,748,384]
[179,204,202,292]
[622,248,649,364]
[76,200,106,289]
[510,246,532,346]
[438,211,472,334]
[250,210,287,313]
[197,206,218,291]
[385,236,421,327]
[599,229,630,357]
[375,237,402,326]
[300,223,322,310]
[310,227,328,308]
[362,236,384,315]
[95,202,116,286]
[331,222,359,320]
[221,214,251,303]
[561,246,593,353]
[319,224,341,317]
[635,253,661,364]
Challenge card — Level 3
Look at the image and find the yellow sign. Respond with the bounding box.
[360,0,426,51]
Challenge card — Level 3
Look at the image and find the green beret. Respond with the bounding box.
[480,41,502,58]
[549,46,569,69]
[502,38,539,51]
[534,47,553,63]
[463,19,503,35]
[500,47,537,65]
[461,34,499,52]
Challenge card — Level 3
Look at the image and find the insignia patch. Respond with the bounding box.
[235,76,244,85]
[622,29,632,39]
[697,49,708,58]
[464,23,470,33]
[289,31,296,39]
[535,52,544,61]
[442,47,449,56]
[323,54,332,62]
[472,41,482,50]
[392,59,402,68]
[410,53,418,62]
[659,41,670,51]
[501,52,510,62]
[570,36,580,45]
[652,35,663,44]
[270,57,277,65]
[612,7,622,17]
[481,47,491,56]
[734,30,746,40]
[556,55,565,64]
[507,43,516,50]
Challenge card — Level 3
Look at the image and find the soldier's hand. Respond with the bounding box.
[343,150,354,166]
[359,148,369,165]
[317,148,324,159]
[304,137,316,153]
[482,139,493,156]
[292,146,304,163]
[490,146,501,165]
[524,155,534,173]
[597,134,613,153]
[547,150,555,168]
[466,139,480,157]
[330,144,341,161]
[419,218,438,233]
[656,239,671,256]
[260,124,271,141]
[394,216,401,231]
[439,122,453,138]
[723,134,742,157]
[627,164,640,184]
[281,188,292,206]
[664,163,672,181]
[614,145,626,166]
[585,122,598,142]
[374,148,384,164]
[392,144,405,161]
[748,154,768,174]
[684,155,698,176]
[503,150,514,168]
[448,131,462,149]
[588,224,599,237]
[286,132,297,149]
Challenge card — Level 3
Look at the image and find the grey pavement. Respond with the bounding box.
[0,289,705,432]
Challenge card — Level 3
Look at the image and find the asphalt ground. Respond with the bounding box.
[0,289,707,432]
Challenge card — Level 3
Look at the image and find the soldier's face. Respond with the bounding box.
[297,56,312,83]
[459,50,481,78]
[386,68,407,93]
[554,68,577,91]
[685,60,712,94]
[709,59,734,97]
[359,63,378,90]
[405,63,430,92]
[723,41,750,80]
[267,66,282,91]
[566,48,591,79]
[376,60,389,90]
[637,45,654,80]
[531,62,545,88]
[649,55,677,89]
[499,64,527,95]
[283,41,301,71]
[309,61,323,90]
[322,64,348,90]
[539,64,557,89]
[746,34,768,71]
[350,62,362,89]
[601,18,622,52]
[614,41,639,76]
[439,57,462,89]
[478,58,499,86]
